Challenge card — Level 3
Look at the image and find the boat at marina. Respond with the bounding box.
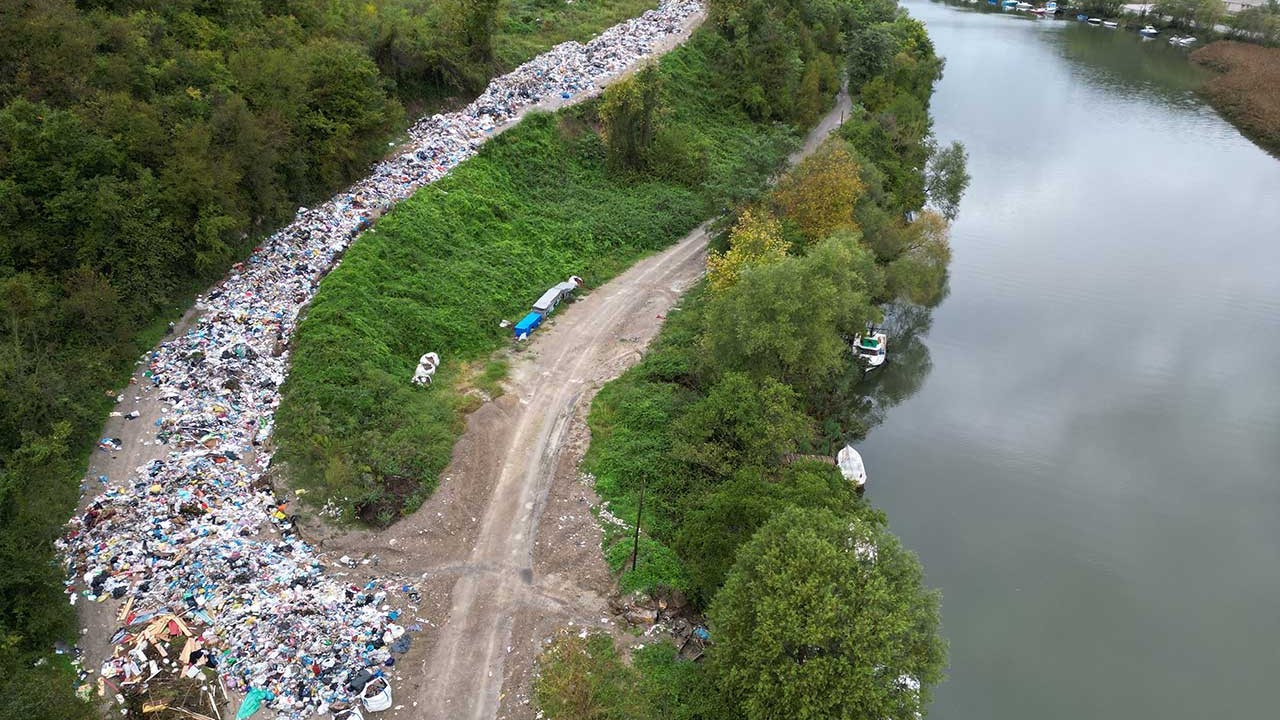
[1102,20,1118,28]
[1168,35,1197,46]
[1088,17,1102,24]
[1139,24,1159,36]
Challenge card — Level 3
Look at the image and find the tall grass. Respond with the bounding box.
[1193,41,1280,155]
[275,31,798,523]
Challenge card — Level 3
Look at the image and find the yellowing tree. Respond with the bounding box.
[771,140,866,244]
[707,207,789,292]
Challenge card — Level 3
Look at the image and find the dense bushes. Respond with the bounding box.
[275,31,799,523]
[1192,41,1280,155]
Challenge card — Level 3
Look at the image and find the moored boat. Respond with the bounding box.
[853,328,888,369]
[1139,24,1159,36]
[1102,20,1118,28]
[837,445,868,488]
[1088,17,1102,24]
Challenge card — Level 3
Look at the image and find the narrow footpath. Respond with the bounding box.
[331,87,855,720]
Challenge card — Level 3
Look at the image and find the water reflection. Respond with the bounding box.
[818,301,941,448]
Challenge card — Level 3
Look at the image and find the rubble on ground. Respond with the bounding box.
[55,3,703,718]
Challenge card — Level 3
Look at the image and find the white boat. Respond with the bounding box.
[1046,1,1059,13]
[1139,24,1159,36]
[837,445,868,488]
[1169,35,1197,46]
[853,329,888,369]
[1102,20,1118,28]
[1016,2,1033,9]
[1087,17,1102,24]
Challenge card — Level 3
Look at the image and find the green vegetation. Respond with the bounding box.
[1155,0,1224,33]
[1193,40,1280,155]
[276,31,799,523]
[1228,0,1280,47]
[535,633,703,720]
[0,1,686,715]
[540,1,962,717]
[709,508,945,720]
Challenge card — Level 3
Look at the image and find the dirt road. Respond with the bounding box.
[74,43,849,720]
[333,86,855,720]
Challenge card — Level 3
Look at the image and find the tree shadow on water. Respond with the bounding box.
[812,300,939,451]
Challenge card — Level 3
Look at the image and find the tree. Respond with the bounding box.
[1155,0,1222,29]
[924,140,969,221]
[675,462,866,604]
[702,233,882,390]
[771,140,866,245]
[847,23,897,90]
[670,372,813,480]
[884,210,951,306]
[599,64,665,172]
[706,207,789,292]
[708,507,946,720]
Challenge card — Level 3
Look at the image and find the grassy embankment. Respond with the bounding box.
[1193,41,1280,155]
[275,31,800,523]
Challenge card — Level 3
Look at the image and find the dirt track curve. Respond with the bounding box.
[325,86,856,720]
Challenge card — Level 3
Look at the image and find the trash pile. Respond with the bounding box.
[56,3,703,718]
[609,590,709,661]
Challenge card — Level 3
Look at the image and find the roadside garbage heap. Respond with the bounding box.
[56,2,704,718]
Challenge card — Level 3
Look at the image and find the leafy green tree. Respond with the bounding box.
[1230,1,1280,45]
[670,372,813,479]
[883,210,951,306]
[1155,0,1222,29]
[708,507,946,720]
[847,23,897,90]
[599,64,665,172]
[702,233,883,391]
[676,462,867,604]
[924,140,969,221]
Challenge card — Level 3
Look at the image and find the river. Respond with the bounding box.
[861,2,1280,718]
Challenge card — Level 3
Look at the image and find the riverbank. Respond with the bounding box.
[533,2,963,718]
[1192,41,1280,155]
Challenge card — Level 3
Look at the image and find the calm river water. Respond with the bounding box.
[862,2,1280,718]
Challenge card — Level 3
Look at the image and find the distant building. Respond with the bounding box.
[1222,0,1266,12]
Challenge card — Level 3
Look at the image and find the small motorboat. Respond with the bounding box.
[1102,20,1118,28]
[1077,13,1089,21]
[1088,17,1103,24]
[837,445,868,488]
[1016,2,1033,9]
[853,328,888,369]
[1169,35,1197,46]
[1031,7,1046,15]
[1139,24,1159,36]
[1046,1,1059,13]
